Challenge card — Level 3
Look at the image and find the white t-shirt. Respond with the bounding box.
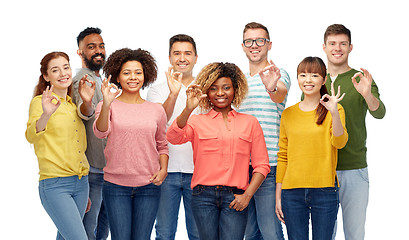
[147,80,197,173]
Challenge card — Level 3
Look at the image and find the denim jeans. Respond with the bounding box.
[282,186,339,240]
[103,181,160,240]
[83,172,109,240]
[191,185,248,240]
[155,172,199,240]
[39,175,89,240]
[245,166,284,240]
[333,167,369,240]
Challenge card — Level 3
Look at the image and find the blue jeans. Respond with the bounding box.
[191,185,248,240]
[333,168,369,240]
[155,172,199,240]
[245,166,284,240]
[83,172,109,240]
[282,186,339,240]
[39,175,89,240]
[103,181,160,240]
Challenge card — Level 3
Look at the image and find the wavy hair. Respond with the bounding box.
[195,62,248,112]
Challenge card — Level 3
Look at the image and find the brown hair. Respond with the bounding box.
[103,48,157,89]
[195,62,248,112]
[33,52,72,97]
[243,22,270,39]
[324,24,351,44]
[297,57,328,125]
[169,34,197,56]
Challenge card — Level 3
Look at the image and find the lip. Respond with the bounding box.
[127,82,139,88]
[58,78,69,82]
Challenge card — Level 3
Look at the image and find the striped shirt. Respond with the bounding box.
[238,69,291,165]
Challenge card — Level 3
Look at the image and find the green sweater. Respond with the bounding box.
[325,69,386,170]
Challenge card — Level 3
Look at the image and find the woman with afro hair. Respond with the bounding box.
[166,62,270,240]
[93,48,169,240]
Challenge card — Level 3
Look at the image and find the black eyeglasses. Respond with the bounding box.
[243,38,270,48]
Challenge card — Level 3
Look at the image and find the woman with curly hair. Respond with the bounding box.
[93,48,169,240]
[167,62,270,240]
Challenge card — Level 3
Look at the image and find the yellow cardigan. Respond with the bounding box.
[277,103,348,189]
[26,94,89,181]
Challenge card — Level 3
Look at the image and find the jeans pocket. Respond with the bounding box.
[358,168,369,183]
[319,187,338,193]
[40,177,61,188]
[192,185,205,196]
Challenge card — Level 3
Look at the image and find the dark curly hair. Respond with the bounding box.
[195,62,248,111]
[103,48,158,90]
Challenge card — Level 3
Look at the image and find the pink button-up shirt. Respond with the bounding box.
[167,109,270,190]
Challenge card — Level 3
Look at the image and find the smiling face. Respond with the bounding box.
[169,41,197,75]
[242,28,271,64]
[79,33,106,71]
[117,60,144,94]
[43,56,72,96]
[207,77,235,113]
[323,34,353,67]
[297,72,326,97]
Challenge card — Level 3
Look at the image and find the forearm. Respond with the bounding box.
[176,107,193,129]
[268,81,287,103]
[35,113,52,133]
[95,103,111,132]
[79,101,94,117]
[330,110,344,137]
[162,93,178,121]
[159,154,169,171]
[243,172,265,199]
[363,92,380,112]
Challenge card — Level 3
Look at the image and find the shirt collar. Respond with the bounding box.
[208,108,238,119]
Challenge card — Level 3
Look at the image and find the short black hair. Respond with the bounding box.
[77,27,102,46]
[169,34,197,55]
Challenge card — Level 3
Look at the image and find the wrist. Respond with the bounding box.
[265,86,277,94]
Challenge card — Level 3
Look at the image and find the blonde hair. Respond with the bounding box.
[195,62,248,112]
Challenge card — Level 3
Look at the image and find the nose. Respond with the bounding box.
[217,88,224,96]
[180,53,186,61]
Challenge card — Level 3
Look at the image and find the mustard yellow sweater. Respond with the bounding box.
[277,103,348,189]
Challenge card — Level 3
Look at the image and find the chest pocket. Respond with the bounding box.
[198,132,219,153]
[237,134,252,156]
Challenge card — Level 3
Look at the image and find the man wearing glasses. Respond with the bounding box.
[239,22,290,240]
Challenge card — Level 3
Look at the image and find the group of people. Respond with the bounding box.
[25,22,385,240]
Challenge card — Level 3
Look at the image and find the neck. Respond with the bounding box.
[327,63,351,77]
[300,94,321,111]
[181,73,195,87]
[53,88,68,100]
[214,106,232,118]
[82,62,101,77]
[249,59,269,77]
[117,91,144,104]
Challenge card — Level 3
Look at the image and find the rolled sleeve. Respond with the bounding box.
[249,121,271,177]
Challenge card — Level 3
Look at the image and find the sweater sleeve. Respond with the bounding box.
[93,101,111,139]
[155,106,169,156]
[249,119,271,178]
[368,79,386,119]
[276,111,288,183]
[331,104,348,149]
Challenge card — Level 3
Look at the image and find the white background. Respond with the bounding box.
[1,0,407,239]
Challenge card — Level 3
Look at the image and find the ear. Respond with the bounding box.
[323,75,327,85]
[349,44,353,53]
[322,43,326,52]
[193,54,198,64]
[77,49,83,57]
[43,74,50,82]
[267,41,272,51]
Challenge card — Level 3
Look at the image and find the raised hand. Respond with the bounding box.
[352,68,372,98]
[166,66,183,96]
[41,85,61,116]
[78,74,96,104]
[259,60,281,92]
[320,81,346,113]
[101,75,120,106]
[185,84,207,111]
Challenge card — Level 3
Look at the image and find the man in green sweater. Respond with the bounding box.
[323,24,386,240]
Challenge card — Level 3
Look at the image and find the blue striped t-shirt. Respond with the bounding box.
[238,69,291,165]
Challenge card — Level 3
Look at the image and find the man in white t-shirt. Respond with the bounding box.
[147,34,199,240]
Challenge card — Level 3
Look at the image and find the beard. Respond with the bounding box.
[83,53,105,72]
